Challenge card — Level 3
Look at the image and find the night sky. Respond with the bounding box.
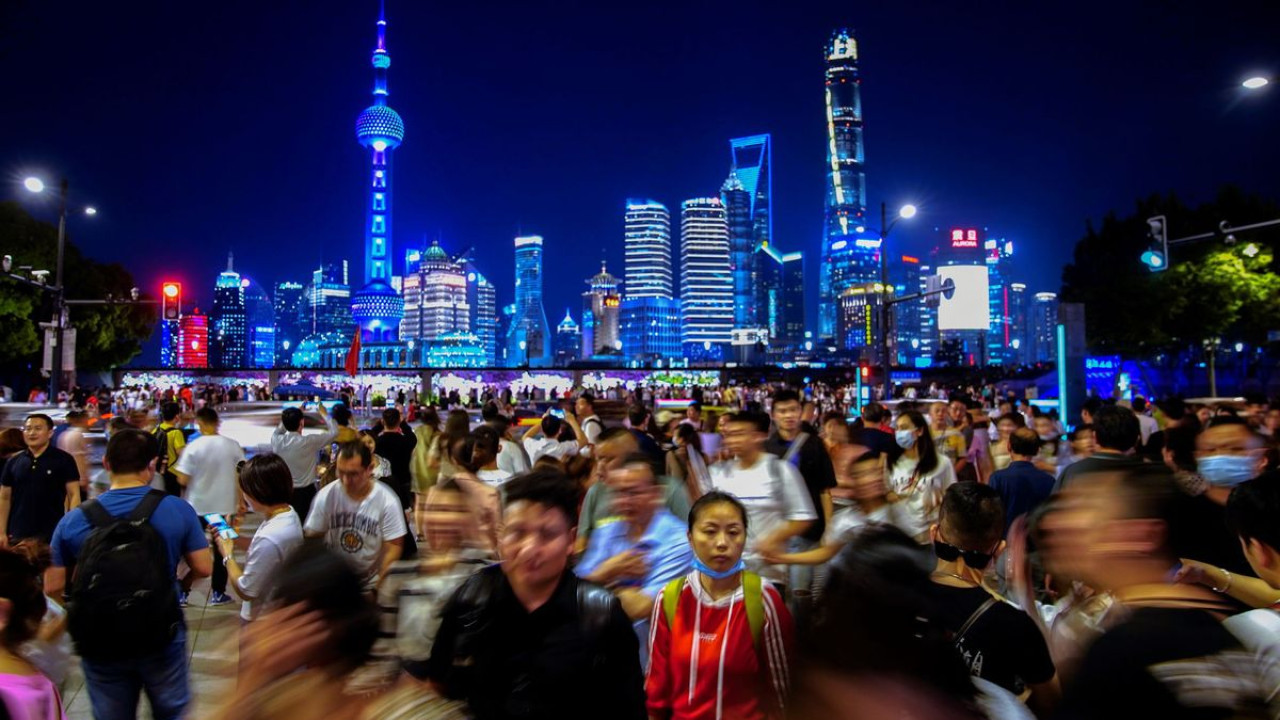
[2,0,1278,351]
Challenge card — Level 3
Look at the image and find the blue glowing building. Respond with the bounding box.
[505,236,552,367]
[210,253,246,369]
[820,29,870,339]
[350,2,406,343]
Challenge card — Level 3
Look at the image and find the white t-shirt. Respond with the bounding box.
[581,415,604,445]
[1137,414,1159,446]
[476,468,514,488]
[888,452,957,543]
[304,481,407,587]
[497,438,530,475]
[709,454,817,583]
[172,434,244,515]
[238,508,304,621]
[523,436,580,463]
[824,502,911,545]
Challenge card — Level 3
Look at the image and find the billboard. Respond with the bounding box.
[937,265,990,331]
[950,228,979,249]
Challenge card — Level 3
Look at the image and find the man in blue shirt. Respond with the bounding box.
[576,452,693,659]
[989,427,1056,536]
[45,429,212,720]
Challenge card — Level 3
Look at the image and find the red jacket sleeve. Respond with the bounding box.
[645,583,675,718]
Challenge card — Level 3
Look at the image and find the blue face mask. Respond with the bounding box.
[895,429,918,449]
[693,557,746,580]
[1198,455,1257,487]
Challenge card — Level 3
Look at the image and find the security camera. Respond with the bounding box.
[130,287,140,301]
[1220,221,1237,245]
[1,256,10,273]
[31,270,49,284]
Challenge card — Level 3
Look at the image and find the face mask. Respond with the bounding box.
[1039,433,1056,442]
[693,557,746,580]
[1198,455,1257,487]
[895,429,918,449]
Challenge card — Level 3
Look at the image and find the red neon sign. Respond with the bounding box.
[951,228,979,249]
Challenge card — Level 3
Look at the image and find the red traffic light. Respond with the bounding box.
[161,282,182,320]
[859,365,869,379]
[162,282,180,299]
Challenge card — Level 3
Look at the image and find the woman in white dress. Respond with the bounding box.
[887,409,957,543]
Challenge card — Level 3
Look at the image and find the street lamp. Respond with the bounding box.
[22,177,44,194]
[1242,76,1270,90]
[877,202,917,399]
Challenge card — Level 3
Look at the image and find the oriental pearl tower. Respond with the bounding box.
[350,0,406,343]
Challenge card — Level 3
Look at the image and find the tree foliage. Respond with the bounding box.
[1061,187,1280,356]
[0,201,155,370]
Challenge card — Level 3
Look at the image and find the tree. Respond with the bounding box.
[0,201,154,371]
[1061,187,1280,356]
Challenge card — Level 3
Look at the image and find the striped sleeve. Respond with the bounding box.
[760,583,794,714]
[644,581,675,717]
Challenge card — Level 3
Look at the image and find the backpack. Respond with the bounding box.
[153,426,181,475]
[662,571,766,653]
[67,490,181,661]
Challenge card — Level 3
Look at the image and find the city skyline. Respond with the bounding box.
[3,2,1277,359]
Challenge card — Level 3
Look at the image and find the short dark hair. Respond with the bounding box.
[1093,405,1140,453]
[65,410,87,422]
[1132,397,1148,413]
[238,453,293,505]
[281,407,304,432]
[161,402,181,422]
[331,403,352,427]
[265,541,378,672]
[1068,423,1094,442]
[615,451,658,481]
[1163,422,1200,472]
[24,414,53,431]
[501,467,579,526]
[596,426,635,447]
[687,401,702,413]
[939,482,1004,549]
[418,407,440,430]
[1080,396,1102,418]
[724,410,771,435]
[105,428,158,475]
[674,423,703,454]
[577,392,596,410]
[820,411,846,427]
[194,407,219,426]
[1227,474,1280,552]
[480,402,500,422]
[772,389,802,409]
[1158,397,1187,422]
[1009,427,1041,457]
[1105,465,1182,559]
[541,415,563,438]
[1205,415,1250,430]
[0,549,46,649]
[627,404,650,429]
[996,412,1027,428]
[470,425,501,461]
[335,440,373,468]
[862,403,886,424]
[689,491,749,533]
[381,408,401,428]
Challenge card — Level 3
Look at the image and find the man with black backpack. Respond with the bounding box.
[153,402,187,497]
[45,428,211,720]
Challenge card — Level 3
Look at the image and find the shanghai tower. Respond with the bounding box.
[819,29,869,339]
[350,1,406,343]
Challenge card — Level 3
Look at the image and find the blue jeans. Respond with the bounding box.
[81,629,189,720]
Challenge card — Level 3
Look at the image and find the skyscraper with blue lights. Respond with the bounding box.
[722,171,757,330]
[210,252,246,369]
[820,29,870,339]
[729,135,772,253]
[506,235,552,367]
[621,199,681,362]
[350,2,406,343]
[680,198,733,361]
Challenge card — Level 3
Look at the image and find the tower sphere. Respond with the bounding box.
[356,105,405,147]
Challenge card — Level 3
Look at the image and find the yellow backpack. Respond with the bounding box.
[661,571,765,652]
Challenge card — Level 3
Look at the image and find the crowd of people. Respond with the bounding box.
[0,384,1276,719]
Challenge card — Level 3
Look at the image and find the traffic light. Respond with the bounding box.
[859,363,869,380]
[161,282,181,321]
[1141,215,1168,272]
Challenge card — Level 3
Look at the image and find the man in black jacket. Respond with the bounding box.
[417,468,645,720]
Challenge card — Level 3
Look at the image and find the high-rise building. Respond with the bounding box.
[837,282,891,360]
[623,200,672,300]
[983,238,1017,366]
[401,241,470,342]
[1008,283,1029,366]
[461,259,497,366]
[680,198,733,359]
[350,3,406,343]
[159,319,179,368]
[581,262,621,358]
[935,228,988,366]
[210,253,246,369]
[893,254,938,368]
[820,29,870,339]
[243,278,275,368]
[780,251,806,345]
[554,309,582,367]
[273,281,305,365]
[754,244,783,341]
[497,302,517,366]
[722,171,757,330]
[1032,292,1059,363]
[506,235,552,367]
[178,309,209,369]
[730,135,772,251]
[302,262,352,338]
[620,297,681,363]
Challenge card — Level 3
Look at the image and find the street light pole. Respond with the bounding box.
[878,202,891,401]
[51,178,69,403]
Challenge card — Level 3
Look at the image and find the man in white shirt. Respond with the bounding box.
[521,412,586,463]
[575,393,605,447]
[271,402,337,522]
[305,440,407,590]
[1132,396,1159,448]
[481,402,530,475]
[173,407,245,606]
[709,410,816,585]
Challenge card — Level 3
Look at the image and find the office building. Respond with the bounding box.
[178,310,209,369]
[836,282,891,361]
[1008,282,1029,366]
[581,262,621,358]
[159,319,179,368]
[302,262,352,338]
[401,241,470,342]
[780,251,805,344]
[679,198,733,360]
[820,29,870,338]
[725,136,773,332]
[623,200,673,300]
[620,297,681,363]
[272,282,304,365]
[506,235,552,367]
[1032,292,1059,363]
[210,253,246,368]
[461,258,497,366]
[554,309,582,367]
[243,277,275,368]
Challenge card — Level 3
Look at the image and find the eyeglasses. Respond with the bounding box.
[932,531,999,570]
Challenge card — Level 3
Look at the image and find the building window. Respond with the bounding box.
[373,194,385,211]
[372,215,385,233]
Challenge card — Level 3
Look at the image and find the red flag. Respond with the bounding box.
[344,326,362,377]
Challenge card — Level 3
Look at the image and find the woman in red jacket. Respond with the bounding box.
[645,491,794,720]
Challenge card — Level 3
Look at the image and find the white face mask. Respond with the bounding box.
[895,429,918,449]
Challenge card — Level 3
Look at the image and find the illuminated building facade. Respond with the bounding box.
[837,282,891,360]
[820,29,870,338]
[243,278,275,368]
[178,310,209,369]
[273,282,304,365]
[894,255,936,368]
[621,297,681,364]
[506,236,552,367]
[1032,292,1059,364]
[623,200,672,300]
[554,309,582,367]
[1008,283,1029,365]
[581,262,621,358]
[303,262,352,338]
[680,198,733,359]
[350,3,405,342]
[401,241,470,342]
[210,253,246,369]
[461,259,497,366]
[722,170,758,330]
[160,320,179,368]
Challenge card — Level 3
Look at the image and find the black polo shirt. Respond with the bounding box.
[765,431,837,542]
[1,446,80,542]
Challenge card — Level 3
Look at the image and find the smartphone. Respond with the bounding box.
[549,408,566,419]
[203,513,239,540]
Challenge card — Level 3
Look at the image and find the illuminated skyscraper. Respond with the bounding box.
[1032,292,1059,364]
[178,310,209,369]
[554,310,582,367]
[680,198,733,359]
[722,171,757,329]
[780,251,806,344]
[506,235,552,367]
[210,253,246,369]
[730,135,772,252]
[273,282,305,364]
[400,241,470,342]
[243,278,275,368]
[302,262,352,337]
[459,258,496,365]
[1008,283,1029,366]
[350,2,406,343]
[820,29,870,338]
[623,200,672,300]
[581,262,621,358]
